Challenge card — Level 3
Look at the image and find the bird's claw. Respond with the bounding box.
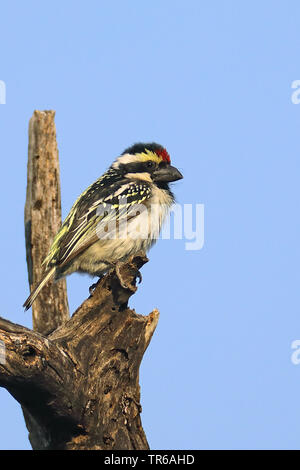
[135,270,142,284]
[89,283,97,295]
[115,262,142,290]
[115,263,130,289]
[89,277,102,295]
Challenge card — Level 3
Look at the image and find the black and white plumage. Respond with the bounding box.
[23,142,183,310]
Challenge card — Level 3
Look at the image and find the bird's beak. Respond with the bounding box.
[152,165,183,183]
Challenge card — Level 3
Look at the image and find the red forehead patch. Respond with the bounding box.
[156,148,171,163]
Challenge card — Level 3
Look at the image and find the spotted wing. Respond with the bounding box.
[44,177,152,269]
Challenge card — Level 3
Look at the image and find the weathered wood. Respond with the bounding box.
[0,254,158,450]
[25,110,69,335]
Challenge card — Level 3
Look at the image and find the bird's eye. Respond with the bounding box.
[146,160,155,169]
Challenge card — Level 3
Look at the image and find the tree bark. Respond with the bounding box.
[25,110,69,335]
[0,110,159,450]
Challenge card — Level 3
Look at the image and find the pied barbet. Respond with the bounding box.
[23,142,183,310]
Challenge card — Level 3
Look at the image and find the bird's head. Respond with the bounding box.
[112,142,183,186]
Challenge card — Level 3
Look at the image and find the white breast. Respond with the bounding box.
[74,186,174,275]
[125,185,173,247]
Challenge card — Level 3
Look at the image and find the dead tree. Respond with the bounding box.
[0,110,159,450]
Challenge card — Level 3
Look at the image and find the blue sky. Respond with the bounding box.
[1,0,300,450]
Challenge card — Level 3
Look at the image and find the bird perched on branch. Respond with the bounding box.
[23,142,183,310]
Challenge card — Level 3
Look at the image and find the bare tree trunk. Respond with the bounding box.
[25,110,69,335]
[0,111,159,450]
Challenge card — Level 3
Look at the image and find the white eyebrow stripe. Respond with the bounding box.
[112,153,141,167]
[112,150,161,168]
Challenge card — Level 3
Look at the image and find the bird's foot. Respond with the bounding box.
[89,277,102,295]
[115,262,142,291]
[136,270,142,284]
[115,262,131,290]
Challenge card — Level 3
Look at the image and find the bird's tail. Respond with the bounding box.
[23,267,56,311]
